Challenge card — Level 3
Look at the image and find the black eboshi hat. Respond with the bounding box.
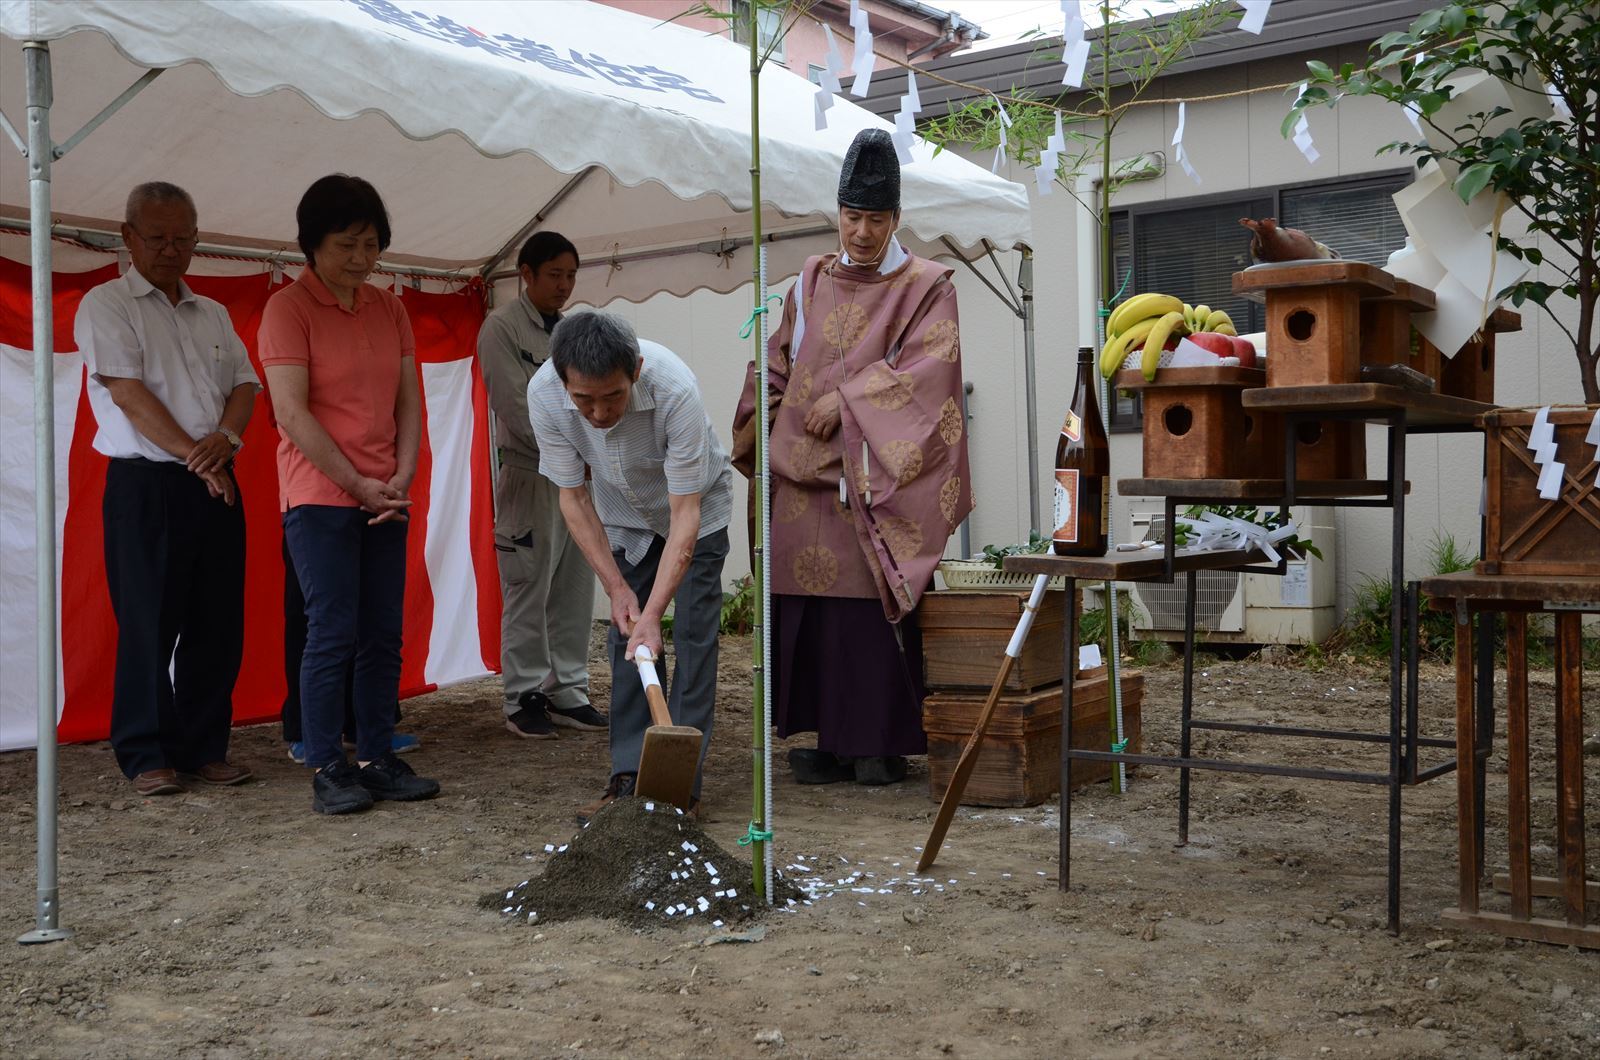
[837,129,900,212]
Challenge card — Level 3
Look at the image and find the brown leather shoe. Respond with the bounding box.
[575,772,636,824]
[189,761,254,786]
[133,769,183,796]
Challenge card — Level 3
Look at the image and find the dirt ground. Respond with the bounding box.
[3,629,1597,1059]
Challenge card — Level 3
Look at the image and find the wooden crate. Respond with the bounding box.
[1233,261,1395,388]
[923,671,1145,808]
[1478,406,1600,577]
[1114,367,1279,479]
[920,588,1071,694]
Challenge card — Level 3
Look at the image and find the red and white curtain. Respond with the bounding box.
[0,259,501,751]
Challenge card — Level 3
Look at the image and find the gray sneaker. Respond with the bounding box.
[548,702,608,731]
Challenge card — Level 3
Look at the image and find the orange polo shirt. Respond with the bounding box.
[258,267,414,512]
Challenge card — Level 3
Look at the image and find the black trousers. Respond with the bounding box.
[103,458,245,778]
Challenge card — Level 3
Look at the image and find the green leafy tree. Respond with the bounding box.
[1287,0,1599,401]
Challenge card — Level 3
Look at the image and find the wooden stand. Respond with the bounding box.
[1424,573,1598,950]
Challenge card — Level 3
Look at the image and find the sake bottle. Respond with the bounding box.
[1052,345,1110,556]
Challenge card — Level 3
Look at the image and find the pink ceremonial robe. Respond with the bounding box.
[734,251,973,621]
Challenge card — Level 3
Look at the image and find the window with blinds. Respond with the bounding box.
[1105,172,1410,431]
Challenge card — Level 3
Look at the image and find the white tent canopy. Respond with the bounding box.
[0,0,1031,298]
[2,0,1032,944]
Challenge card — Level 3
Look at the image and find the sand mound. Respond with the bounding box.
[484,798,800,928]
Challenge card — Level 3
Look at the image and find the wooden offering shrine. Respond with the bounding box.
[1430,307,1521,404]
[1359,278,1438,374]
[1233,260,1398,388]
[1114,366,1275,480]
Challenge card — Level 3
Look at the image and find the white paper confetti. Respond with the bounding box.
[645,900,656,910]
[1238,0,1271,35]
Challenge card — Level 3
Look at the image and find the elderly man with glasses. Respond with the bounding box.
[74,181,260,797]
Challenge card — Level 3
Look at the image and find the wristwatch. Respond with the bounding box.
[219,427,242,453]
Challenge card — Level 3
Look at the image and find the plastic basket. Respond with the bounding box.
[937,559,1066,593]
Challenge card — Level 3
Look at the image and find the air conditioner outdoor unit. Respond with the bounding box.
[1122,506,1337,646]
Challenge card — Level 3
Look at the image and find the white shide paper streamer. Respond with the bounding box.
[1172,101,1201,184]
[849,0,876,98]
[1238,0,1272,35]
[1061,0,1090,88]
[1292,84,1321,165]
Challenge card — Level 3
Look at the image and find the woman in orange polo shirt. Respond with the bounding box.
[260,174,440,815]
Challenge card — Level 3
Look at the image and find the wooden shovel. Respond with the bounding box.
[918,574,1051,873]
[632,645,701,810]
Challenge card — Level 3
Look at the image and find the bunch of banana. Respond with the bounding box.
[1183,303,1237,337]
[1098,292,1188,381]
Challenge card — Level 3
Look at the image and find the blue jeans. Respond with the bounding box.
[283,505,407,769]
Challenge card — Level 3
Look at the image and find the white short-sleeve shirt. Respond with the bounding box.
[527,339,733,563]
[75,268,260,462]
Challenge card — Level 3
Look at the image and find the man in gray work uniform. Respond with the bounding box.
[477,232,607,739]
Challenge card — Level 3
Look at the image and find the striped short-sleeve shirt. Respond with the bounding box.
[527,339,733,563]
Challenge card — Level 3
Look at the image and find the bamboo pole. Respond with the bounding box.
[746,0,772,904]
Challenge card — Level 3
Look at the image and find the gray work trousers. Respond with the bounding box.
[607,528,728,799]
[494,469,596,715]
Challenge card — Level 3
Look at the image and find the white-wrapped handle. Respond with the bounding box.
[634,644,663,690]
[1004,574,1051,658]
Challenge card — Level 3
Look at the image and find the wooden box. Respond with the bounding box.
[1115,367,1279,479]
[920,588,1070,693]
[1428,307,1520,404]
[1234,261,1396,389]
[924,671,1145,807]
[1478,406,1600,577]
[1286,417,1367,480]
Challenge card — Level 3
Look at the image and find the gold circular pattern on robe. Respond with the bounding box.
[822,303,870,351]
[922,319,959,363]
[888,265,924,290]
[850,459,871,496]
[881,439,924,486]
[793,545,839,594]
[937,397,964,446]
[792,364,814,404]
[832,495,855,524]
[776,480,809,523]
[878,516,924,564]
[939,476,962,527]
[864,366,916,411]
[790,436,829,483]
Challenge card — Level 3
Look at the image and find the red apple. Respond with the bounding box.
[1186,332,1234,358]
[1229,336,1258,368]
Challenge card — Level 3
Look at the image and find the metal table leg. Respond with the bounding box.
[1060,576,1078,892]
[1177,570,1197,845]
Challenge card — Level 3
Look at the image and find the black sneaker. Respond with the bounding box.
[357,752,441,802]
[548,702,608,732]
[788,747,854,785]
[505,691,558,740]
[853,755,909,786]
[312,760,374,815]
[575,772,636,824]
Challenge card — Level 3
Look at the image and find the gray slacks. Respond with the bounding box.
[495,469,595,715]
[607,528,728,798]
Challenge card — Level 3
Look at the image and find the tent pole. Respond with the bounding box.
[1020,246,1039,534]
[19,39,70,947]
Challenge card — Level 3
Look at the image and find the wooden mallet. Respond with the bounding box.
[632,645,701,811]
[918,574,1051,873]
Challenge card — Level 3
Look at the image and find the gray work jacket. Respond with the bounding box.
[477,292,556,538]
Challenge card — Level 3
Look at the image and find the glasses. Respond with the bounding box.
[131,230,198,252]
